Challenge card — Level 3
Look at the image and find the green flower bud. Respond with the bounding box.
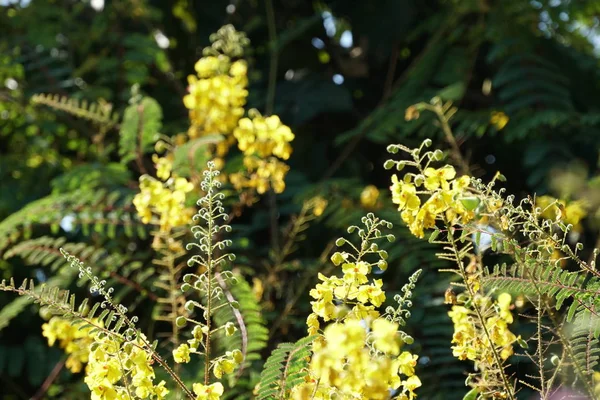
[331,252,345,266]
[225,322,237,336]
[176,316,187,327]
[232,349,243,364]
[192,325,204,340]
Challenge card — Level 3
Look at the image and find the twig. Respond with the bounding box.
[31,357,66,400]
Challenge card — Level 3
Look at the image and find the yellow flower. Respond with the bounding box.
[307,313,320,335]
[357,279,386,307]
[312,196,328,216]
[213,358,236,378]
[342,262,370,284]
[402,375,422,400]
[192,382,224,400]
[173,343,191,364]
[391,176,421,211]
[360,185,380,208]
[396,351,418,376]
[42,317,97,373]
[133,175,195,233]
[490,111,509,130]
[152,154,172,180]
[424,165,456,191]
[371,319,400,355]
[452,175,471,191]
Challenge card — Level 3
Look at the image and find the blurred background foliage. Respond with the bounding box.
[2,0,600,398]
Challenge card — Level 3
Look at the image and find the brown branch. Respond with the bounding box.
[31,357,66,400]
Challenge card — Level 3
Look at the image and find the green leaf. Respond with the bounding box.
[119,97,162,163]
[462,388,479,400]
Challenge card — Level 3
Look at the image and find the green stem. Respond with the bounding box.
[446,225,516,400]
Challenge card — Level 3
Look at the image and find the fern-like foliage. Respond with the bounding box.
[212,271,268,370]
[483,262,600,337]
[256,335,315,400]
[31,93,119,129]
[211,271,268,400]
[0,189,145,254]
[0,268,76,332]
[0,236,151,331]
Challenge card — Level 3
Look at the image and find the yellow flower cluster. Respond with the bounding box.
[85,334,168,400]
[230,110,295,194]
[133,156,195,233]
[182,26,295,195]
[42,316,96,373]
[43,317,169,400]
[172,319,242,384]
[391,165,474,238]
[448,293,518,364]
[299,215,421,399]
[229,156,290,194]
[536,195,587,232]
[292,319,421,400]
[184,55,248,141]
[234,112,294,160]
[308,257,385,327]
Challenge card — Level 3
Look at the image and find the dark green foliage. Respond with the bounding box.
[119,96,163,164]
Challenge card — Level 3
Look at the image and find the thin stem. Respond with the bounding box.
[116,345,135,399]
[265,0,278,116]
[446,226,516,400]
[204,189,214,385]
[427,103,470,175]
[31,357,66,400]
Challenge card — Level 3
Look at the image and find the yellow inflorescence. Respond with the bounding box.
[308,258,385,325]
[42,316,96,373]
[85,334,169,400]
[42,317,169,400]
[448,293,518,364]
[391,165,474,238]
[300,234,420,399]
[234,111,294,160]
[229,156,290,194]
[292,318,421,400]
[182,25,295,195]
[133,156,195,233]
[184,55,248,142]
